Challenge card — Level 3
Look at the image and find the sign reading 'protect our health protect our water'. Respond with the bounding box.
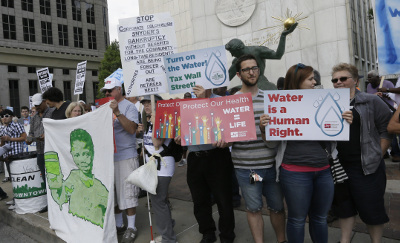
[164,46,229,94]
[264,89,350,141]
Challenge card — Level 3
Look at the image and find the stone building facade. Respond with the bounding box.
[139,0,378,90]
[0,0,109,116]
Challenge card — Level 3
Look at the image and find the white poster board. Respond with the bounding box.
[37,67,52,93]
[164,46,229,94]
[105,68,123,84]
[264,89,350,141]
[118,13,177,97]
[74,60,87,95]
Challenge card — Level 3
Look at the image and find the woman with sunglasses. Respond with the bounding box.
[331,63,391,243]
[260,63,352,243]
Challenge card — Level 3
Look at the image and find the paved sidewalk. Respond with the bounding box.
[0,160,399,243]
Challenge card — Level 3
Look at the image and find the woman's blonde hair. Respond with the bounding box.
[65,102,85,118]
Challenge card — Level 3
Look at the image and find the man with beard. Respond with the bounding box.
[366,70,394,107]
[216,54,286,243]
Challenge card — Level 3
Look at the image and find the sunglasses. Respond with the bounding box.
[294,63,305,76]
[103,88,115,94]
[331,77,352,83]
[0,114,11,118]
[241,66,259,73]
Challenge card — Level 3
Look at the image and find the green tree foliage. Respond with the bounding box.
[97,41,122,98]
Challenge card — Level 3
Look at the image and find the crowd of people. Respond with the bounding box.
[0,53,398,243]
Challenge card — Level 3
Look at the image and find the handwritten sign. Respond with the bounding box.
[164,46,229,94]
[118,13,177,97]
[74,61,87,95]
[37,67,52,93]
[180,93,256,145]
[264,89,350,141]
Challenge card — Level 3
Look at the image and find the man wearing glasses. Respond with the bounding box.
[216,54,287,243]
[0,109,27,184]
[101,79,140,243]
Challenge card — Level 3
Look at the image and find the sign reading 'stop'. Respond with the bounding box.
[118,13,177,97]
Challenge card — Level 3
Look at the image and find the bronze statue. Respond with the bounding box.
[225,23,298,90]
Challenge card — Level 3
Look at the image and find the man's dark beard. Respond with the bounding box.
[241,77,258,87]
[370,82,379,89]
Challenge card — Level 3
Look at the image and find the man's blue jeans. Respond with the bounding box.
[279,167,334,243]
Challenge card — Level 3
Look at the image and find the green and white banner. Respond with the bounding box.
[43,104,116,242]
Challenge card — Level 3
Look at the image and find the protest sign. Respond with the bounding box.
[29,96,33,109]
[105,68,123,84]
[74,61,87,95]
[264,89,350,141]
[43,104,116,243]
[37,67,52,93]
[154,99,189,138]
[164,46,229,94]
[95,97,114,107]
[118,13,177,97]
[180,93,256,145]
[374,0,400,75]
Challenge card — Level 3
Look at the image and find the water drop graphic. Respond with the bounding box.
[315,93,344,137]
[318,96,323,102]
[313,100,319,108]
[333,92,340,101]
[205,52,227,86]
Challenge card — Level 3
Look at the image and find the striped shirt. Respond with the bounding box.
[0,122,25,158]
[231,90,278,169]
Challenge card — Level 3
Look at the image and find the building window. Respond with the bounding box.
[23,18,35,42]
[40,0,51,15]
[28,66,36,73]
[57,0,67,18]
[92,70,97,76]
[63,81,72,101]
[86,3,95,24]
[104,32,108,48]
[63,69,69,75]
[41,21,53,44]
[8,65,17,72]
[102,6,107,27]
[2,14,16,40]
[1,0,14,8]
[93,82,99,99]
[29,80,38,96]
[9,80,20,117]
[88,29,97,50]
[72,0,81,21]
[58,24,68,46]
[21,0,33,12]
[48,67,53,73]
[73,27,83,48]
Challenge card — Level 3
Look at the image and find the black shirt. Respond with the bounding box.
[51,101,71,120]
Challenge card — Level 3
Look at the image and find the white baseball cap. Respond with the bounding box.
[32,93,44,106]
[100,78,122,91]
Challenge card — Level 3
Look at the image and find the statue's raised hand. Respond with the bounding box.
[282,22,298,36]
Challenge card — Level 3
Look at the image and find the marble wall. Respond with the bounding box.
[139,0,356,89]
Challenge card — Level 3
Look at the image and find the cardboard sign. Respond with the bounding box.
[37,67,52,93]
[74,61,87,95]
[118,13,177,97]
[180,93,256,145]
[153,99,190,138]
[164,46,229,94]
[264,89,350,141]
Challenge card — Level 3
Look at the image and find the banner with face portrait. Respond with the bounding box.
[43,104,116,243]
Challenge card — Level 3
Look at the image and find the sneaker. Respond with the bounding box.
[38,206,48,213]
[8,204,15,210]
[121,227,137,243]
[178,159,187,167]
[200,233,216,243]
[6,199,14,205]
[154,235,162,243]
[116,224,127,235]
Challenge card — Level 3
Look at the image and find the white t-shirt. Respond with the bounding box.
[143,122,175,177]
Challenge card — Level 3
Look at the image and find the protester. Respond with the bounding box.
[31,107,37,117]
[332,63,391,243]
[65,102,85,118]
[42,87,71,120]
[175,85,235,243]
[178,92,192,167]
[367,70,395,107]
[219,54,286,243]
[26,93,54,189]
[102,79,139,243]
[138,94,177,243]
[18,106,30,126]
[262,63,352,243]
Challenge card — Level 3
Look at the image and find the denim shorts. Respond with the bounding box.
[235,167,284,213]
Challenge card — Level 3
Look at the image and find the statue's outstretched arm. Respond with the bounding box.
[260,23,298,59]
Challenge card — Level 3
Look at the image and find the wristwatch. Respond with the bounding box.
[116,112,122,117]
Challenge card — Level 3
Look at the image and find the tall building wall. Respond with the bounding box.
[0,0,109,116]
[139,0,377,90]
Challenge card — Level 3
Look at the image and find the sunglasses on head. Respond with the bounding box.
[0,114,11,118]
[331,76,352,83]
[294,63,306,76]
